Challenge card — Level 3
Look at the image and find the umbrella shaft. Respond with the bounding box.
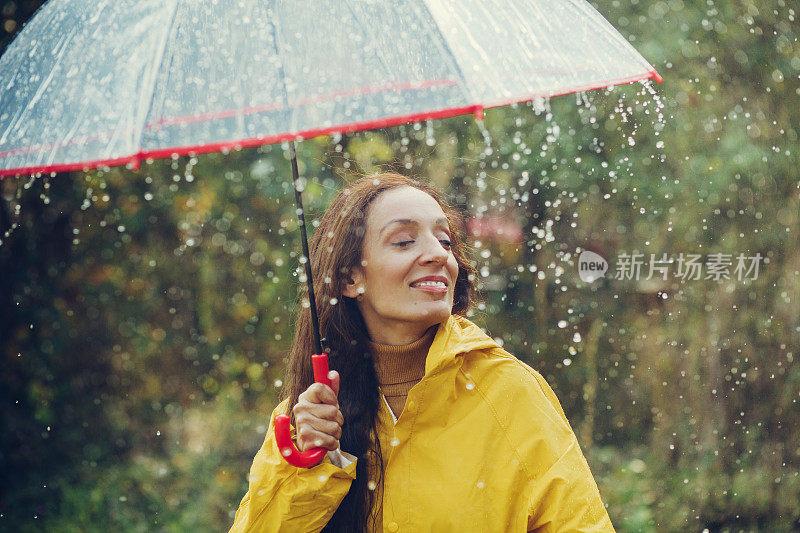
[289,142,323,355]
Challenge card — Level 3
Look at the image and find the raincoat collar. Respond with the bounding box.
[425,314,498,377]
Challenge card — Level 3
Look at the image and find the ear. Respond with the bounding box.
[342,266,365,299]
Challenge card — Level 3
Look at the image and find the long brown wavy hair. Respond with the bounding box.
[282,172,477,531]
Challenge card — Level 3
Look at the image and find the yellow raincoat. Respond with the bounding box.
[230,314,614,532]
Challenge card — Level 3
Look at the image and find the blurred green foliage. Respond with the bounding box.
[1,0,799,531]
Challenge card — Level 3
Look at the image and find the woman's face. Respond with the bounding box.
[343,186,459,345]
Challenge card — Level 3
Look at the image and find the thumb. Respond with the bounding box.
[328,370,340,398]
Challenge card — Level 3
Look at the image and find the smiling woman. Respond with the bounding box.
[229,173,614,532]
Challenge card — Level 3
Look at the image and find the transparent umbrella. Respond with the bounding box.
[0,0,660,466]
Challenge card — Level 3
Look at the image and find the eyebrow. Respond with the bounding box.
[379,217,450,236]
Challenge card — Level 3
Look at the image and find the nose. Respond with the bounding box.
[418,232,449,265]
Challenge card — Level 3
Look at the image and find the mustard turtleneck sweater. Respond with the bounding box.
[368,325,438,419]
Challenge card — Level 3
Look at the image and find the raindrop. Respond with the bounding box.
[531,96,550,115]
[557,320,568,328]
[425,119,435,146]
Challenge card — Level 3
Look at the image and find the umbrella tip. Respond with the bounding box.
[127,156,141,171]
[650,70,664,84]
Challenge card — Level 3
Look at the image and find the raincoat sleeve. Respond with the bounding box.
[523,369,615,532]
[229,398,358,533]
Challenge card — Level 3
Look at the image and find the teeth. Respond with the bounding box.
[413,280,446,288]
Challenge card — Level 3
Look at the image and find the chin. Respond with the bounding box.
[399,297,453,324]
[416,303,452,325]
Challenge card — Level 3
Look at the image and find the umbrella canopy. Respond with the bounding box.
[0,0,661,469]
[0,0,660,177]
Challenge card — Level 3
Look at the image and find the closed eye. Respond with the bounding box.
[392,239,452,249]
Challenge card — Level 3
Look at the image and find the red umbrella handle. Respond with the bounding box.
[274,353,332,468]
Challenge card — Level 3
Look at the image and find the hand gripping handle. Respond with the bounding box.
[274,353,332,468]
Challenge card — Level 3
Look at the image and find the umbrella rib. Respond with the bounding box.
[342,1,395,89]
[132,0,182,165]
[414,0,478,109]
[264,0,292,127]
[568,0,654,72]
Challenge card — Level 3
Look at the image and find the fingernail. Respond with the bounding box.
[328,370,336,380]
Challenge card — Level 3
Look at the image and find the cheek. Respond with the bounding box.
[365,256,406,288]
[448,257,460,279]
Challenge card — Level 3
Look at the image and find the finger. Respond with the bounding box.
[294,404,336,428]
[307,403,341,423]
[305,417,342,441]
[308,407,343,427]
[328,370,340,397]
[302,383,337,406]
[297,426,339,452]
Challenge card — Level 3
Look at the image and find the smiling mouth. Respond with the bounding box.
[410,280,448,293]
